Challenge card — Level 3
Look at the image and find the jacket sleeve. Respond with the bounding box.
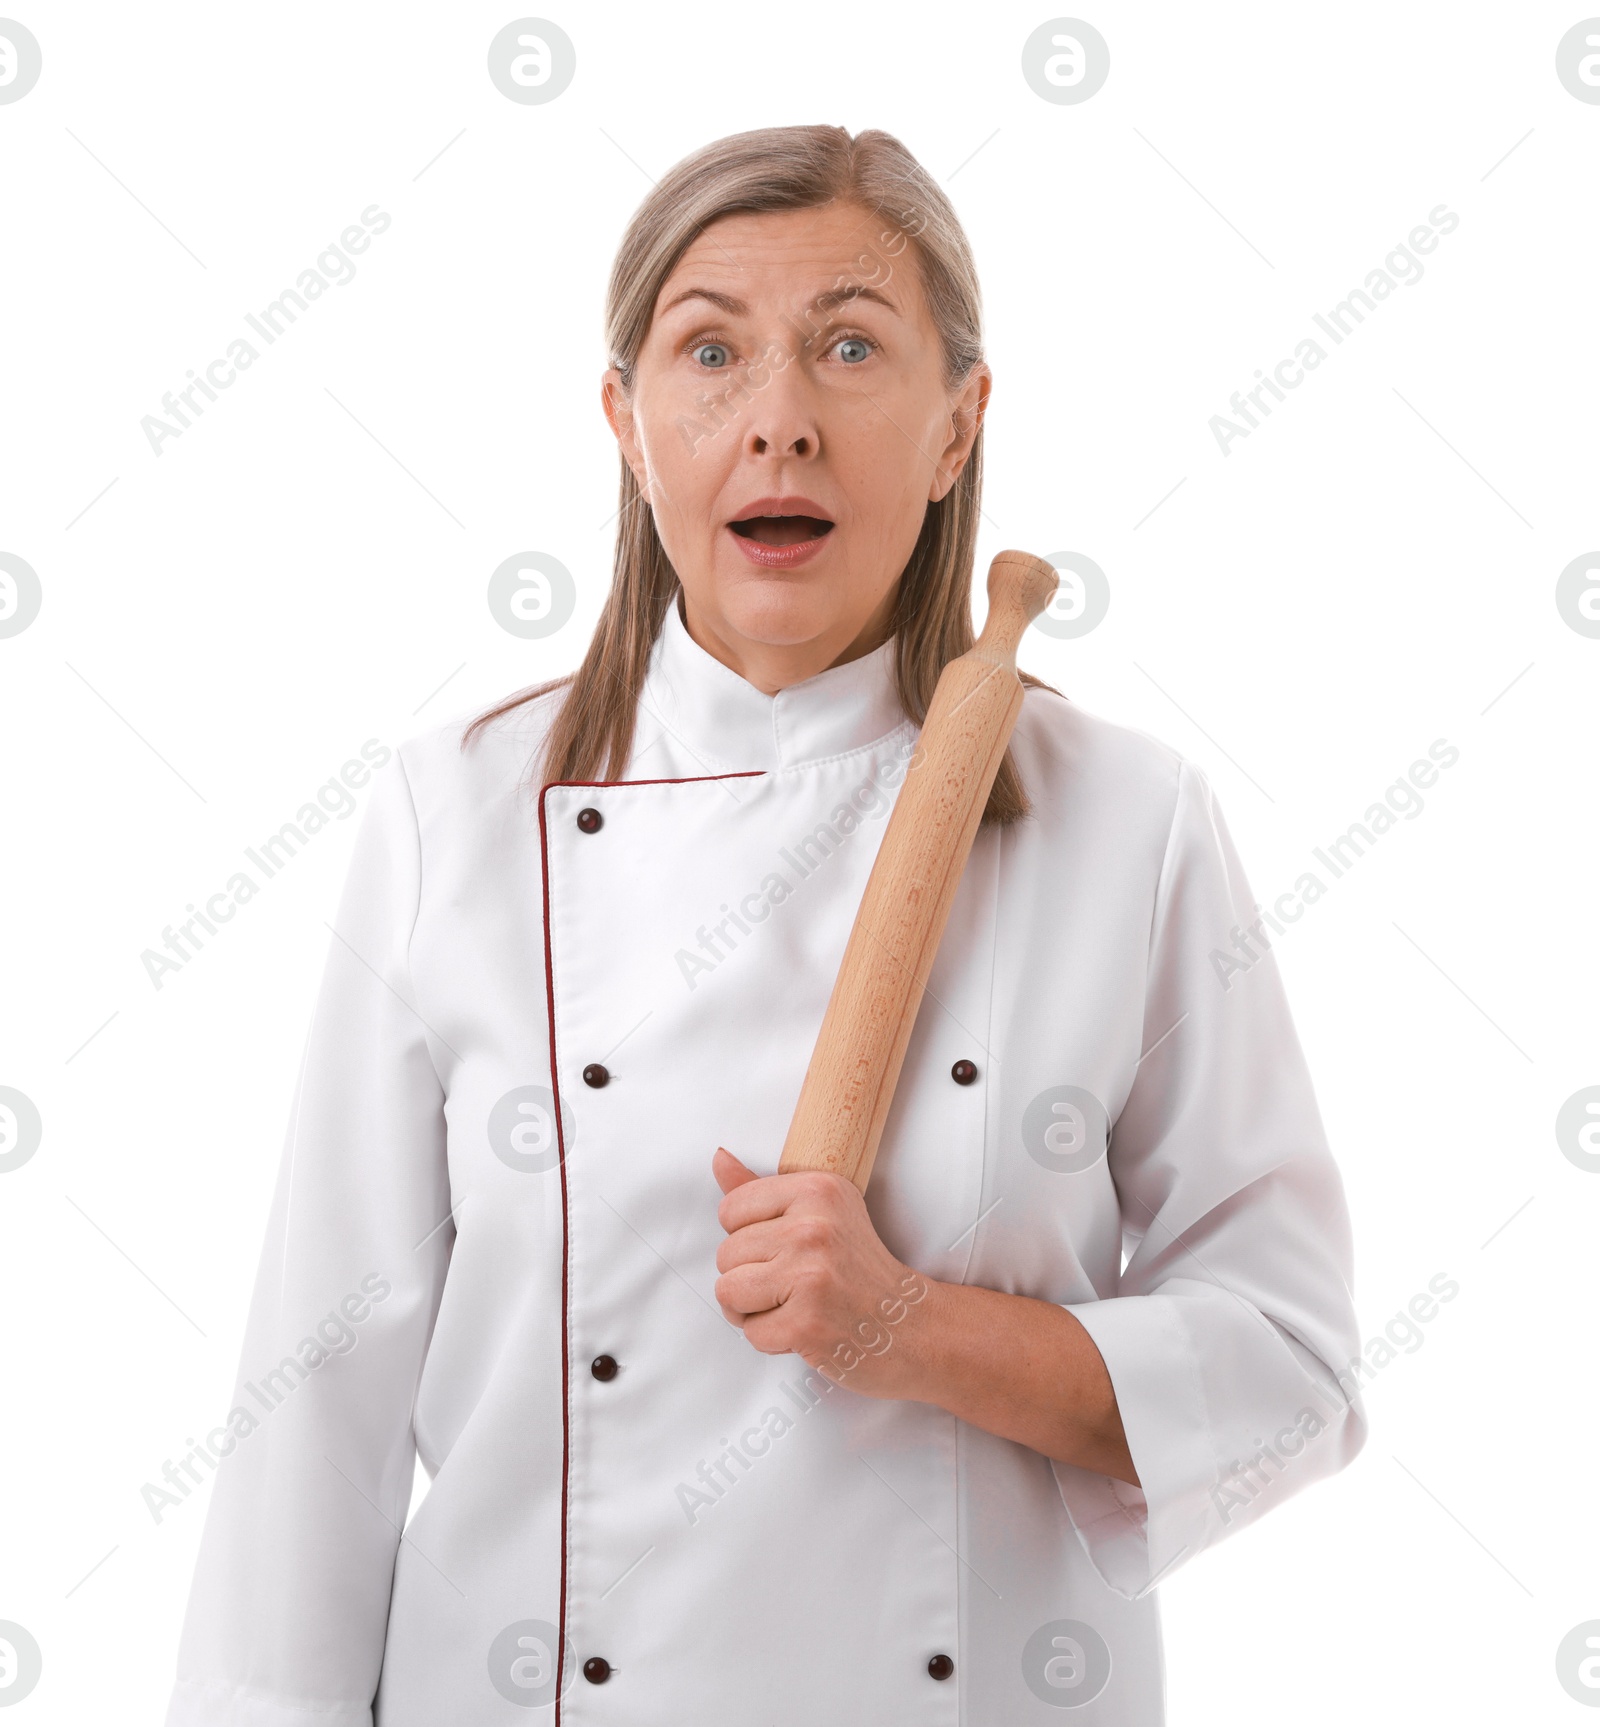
[165,746,452,1727]
[1051,755,1367,1599]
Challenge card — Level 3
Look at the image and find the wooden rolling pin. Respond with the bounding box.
[776,550,1059,1193]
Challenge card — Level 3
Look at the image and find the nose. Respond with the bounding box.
[737,350,821,461]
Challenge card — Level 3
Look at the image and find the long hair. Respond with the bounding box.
[462,123,1056,825]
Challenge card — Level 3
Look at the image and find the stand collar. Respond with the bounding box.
[638,592,911,773]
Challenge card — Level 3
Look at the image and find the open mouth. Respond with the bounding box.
[728,514,834,547]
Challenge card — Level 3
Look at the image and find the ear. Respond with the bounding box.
[929,362,992,503]
[601,367,649,492]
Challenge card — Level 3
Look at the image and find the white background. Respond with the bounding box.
[2,1,1597,1720]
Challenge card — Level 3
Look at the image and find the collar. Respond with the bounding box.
[639,592,911,772]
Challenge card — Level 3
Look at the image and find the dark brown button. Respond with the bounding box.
[582,1063,610,1089]
[576,807,603,833]
[928,1653,954,1680]
[951,1059,978,1085]
[590,1354,618,1382]
[582,1656,611,1684]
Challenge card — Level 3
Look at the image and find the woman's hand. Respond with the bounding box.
[711,1145,1140,1485]
[711,1146,930,1399]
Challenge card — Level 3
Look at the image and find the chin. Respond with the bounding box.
[714,579,841,648]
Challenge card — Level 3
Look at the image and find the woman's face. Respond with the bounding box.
[602,201,990,691]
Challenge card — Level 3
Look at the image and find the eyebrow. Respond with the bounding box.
[657,283,902,320]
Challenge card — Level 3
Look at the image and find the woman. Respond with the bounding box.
[165,125,1365,1725]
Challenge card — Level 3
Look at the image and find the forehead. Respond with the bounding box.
[652,201,921,317]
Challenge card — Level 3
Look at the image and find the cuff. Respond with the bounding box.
[166,1677,373,1727]
[1050,1293,1211,1599]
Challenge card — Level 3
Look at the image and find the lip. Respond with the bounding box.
[726,494,833,524]
[725,524,833,569]
[724,493,837,570]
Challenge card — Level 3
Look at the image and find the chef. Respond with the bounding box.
[164,123,1365,1726]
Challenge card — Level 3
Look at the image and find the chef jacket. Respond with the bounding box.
[164,591,1366,1726]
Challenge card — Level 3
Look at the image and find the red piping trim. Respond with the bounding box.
[536,770,763,1723]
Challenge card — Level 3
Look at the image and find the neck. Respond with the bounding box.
[678,588,897,695]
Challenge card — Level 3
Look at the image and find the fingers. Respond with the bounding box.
[712,1145,759,1195]
[715,1166,852,1233]
[740,1307,806,1357]
[713,1260,790,1320]
[714,1216,790,1274]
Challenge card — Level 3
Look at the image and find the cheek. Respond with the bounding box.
[832,426,934,541]
[634,385,736,515]
[839,384,944,475]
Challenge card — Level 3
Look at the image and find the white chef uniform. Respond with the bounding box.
[164,592,1366,1726]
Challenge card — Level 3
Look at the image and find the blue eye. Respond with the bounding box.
[694,342,731,368]
[836,337,871,364]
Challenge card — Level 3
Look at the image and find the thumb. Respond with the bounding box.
[712,1145,759,1194]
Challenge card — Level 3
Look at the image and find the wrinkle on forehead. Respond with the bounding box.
[653,203,919,320]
